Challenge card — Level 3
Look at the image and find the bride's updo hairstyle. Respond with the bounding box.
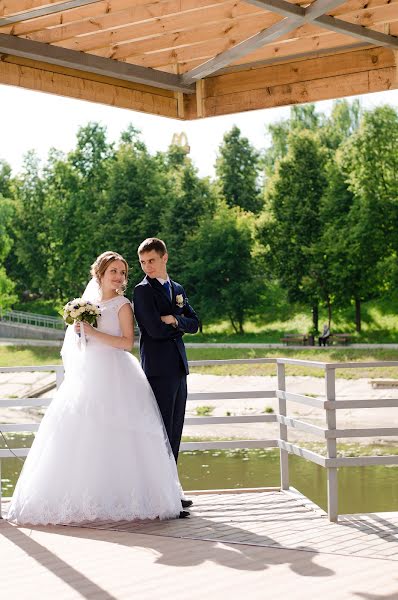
[91,251,129,294]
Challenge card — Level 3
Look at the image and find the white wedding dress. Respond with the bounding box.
[7,295,182,525]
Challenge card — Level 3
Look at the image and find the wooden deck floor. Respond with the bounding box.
[1,489,398,599]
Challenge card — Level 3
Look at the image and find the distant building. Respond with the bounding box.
[171,132,190,154]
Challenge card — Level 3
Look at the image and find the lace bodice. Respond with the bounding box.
[96,295,132,338]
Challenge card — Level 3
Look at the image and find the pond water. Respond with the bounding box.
[180,449,398,514]
[2,435,397,514]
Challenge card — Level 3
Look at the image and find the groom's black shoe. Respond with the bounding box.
[179,510,190,519]
[181,499,193,509]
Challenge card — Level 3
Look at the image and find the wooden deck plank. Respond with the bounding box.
[4,489,397,560]
[2,490,398,599]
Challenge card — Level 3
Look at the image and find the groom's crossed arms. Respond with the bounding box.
[133,279,199,340]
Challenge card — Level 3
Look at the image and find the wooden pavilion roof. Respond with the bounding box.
[0,0,397,119]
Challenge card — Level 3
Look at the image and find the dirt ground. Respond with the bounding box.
[183,374,398,444]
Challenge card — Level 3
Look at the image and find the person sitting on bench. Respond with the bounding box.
[318,323,330,346]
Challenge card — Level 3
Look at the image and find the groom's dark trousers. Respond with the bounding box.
[133,276,199,462]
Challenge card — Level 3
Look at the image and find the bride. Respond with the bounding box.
[7,251,185,525]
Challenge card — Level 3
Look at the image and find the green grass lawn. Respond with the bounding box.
[187,291,398,343]
[14,287,398,343]
[13,290,398,343]
[1,345,398,378]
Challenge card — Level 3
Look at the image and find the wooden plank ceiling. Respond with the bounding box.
[0,0,397,119]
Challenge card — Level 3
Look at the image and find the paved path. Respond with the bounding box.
[0,370,55,400]
[0,337,63,347]
[3,337,398,349]
[1,490,398,599]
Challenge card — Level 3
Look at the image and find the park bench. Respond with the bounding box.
[329,333,352,345]
[280,334,308,345]
[370,379,398,389]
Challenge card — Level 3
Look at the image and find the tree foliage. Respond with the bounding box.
[216,125,262,213]
[2,104,398,335]
[261,131,328,329]
[184,202,261,333]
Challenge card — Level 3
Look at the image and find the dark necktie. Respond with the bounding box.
[163,281,171,299]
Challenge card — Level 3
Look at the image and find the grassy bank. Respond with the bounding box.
[188,292,398,343]
[13,291,398,343]
[187,347,398,378]
[1,345,398,378]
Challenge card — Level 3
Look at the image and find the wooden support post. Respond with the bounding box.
[394,50,398,84]
[175,92,185,119]
[277,362,289,490]
[325,367,338,522]
[196,79,205,118]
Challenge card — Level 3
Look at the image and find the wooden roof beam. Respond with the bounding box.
[182,0,398,83]
[182,0,347,83]
[247,0,398,47]
[0,32,194,93]
[0,0,101,27]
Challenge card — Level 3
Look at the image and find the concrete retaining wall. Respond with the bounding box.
[0,321,65,340]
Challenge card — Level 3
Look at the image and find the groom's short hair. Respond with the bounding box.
[138,237,167,257]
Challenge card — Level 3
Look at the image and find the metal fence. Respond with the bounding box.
[1,358,398,521]
[0,310,65,330]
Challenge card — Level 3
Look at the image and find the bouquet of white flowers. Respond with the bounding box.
[61,298,101,328]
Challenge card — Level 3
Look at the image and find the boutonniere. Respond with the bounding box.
[176,294,185,308]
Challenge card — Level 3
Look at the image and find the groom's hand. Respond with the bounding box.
[160,314,178,327]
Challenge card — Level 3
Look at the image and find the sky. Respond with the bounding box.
[1,83,398,179]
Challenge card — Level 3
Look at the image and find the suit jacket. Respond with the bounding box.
[133,276,199,377]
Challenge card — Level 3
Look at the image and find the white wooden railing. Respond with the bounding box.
[1,358,398,521]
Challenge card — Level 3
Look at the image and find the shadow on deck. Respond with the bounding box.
[2,489,398,599]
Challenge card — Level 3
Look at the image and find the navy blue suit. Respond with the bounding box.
[133,276,199,461]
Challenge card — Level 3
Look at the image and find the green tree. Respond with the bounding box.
[320,99,361,153]
[41,149,90,299]
[160,143,217,277]
[264,101,359,177]
[0,195,17,310]
[0,160,13,198]
[42,123,115,299]
[97,127,168,288]
[11,151,50,296]
[216,126,262,213]
[184,202,261,333]
[264,105,323,177]
[333,106,398,330]
[261,131,328,331]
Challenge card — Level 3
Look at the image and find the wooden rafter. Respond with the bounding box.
[53,2,398,70]
[247,0,398,47]
[182,0,398,83]
[45,3,271,51]
[0,32,194,93]
[0,0,101,27]
[119,29,390,71]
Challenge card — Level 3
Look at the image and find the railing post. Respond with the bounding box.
[55,366,64,388]
[0,458,2,519]
[325,366,338,522]
[277,362,289,490]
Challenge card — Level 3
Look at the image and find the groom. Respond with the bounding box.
[133,238,199,512]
